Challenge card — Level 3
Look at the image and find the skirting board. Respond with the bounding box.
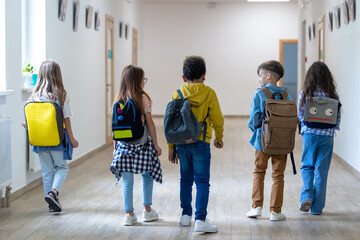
[333,153,360,179]
[5,144,108,203]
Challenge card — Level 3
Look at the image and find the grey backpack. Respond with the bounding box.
[303,97,340,129]
[164,89,209,144]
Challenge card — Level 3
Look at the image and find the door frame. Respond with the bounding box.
[132,28,138,66]
[318,15,325,62]
[279,39,298,87]
[105,14,114,145]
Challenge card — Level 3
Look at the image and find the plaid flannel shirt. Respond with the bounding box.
[297,89,341,136]
[110,135,162,184]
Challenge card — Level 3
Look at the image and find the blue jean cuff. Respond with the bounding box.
[195,215,206,221]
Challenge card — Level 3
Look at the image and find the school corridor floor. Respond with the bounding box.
[1,117,360,240]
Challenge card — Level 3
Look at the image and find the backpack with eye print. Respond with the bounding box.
[303,97,341,129]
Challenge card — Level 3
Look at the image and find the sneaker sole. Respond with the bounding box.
[194,227,218,233]
[45,195,62,212]
[270,217,286,221]
[300,201,312,212]
[124,222,136,226]
[143,216,158,222]
[246,212,262,218]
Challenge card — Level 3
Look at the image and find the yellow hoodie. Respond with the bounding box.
[168,83,224,149]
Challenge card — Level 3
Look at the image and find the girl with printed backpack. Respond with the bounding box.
[110,65,162,226]
[23,60,79,213]
[297,61,341,215]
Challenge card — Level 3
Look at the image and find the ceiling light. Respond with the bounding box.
[247,0,290,2]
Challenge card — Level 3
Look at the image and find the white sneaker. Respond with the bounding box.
[142,209,159,222]
[246,207,262,218]
[124,213,137,226]
[180,214,192,226]
[270,211,286,221]
[194,219,218,233]
[299,200,312,212]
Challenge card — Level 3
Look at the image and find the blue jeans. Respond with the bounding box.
[300,133,334,214]
[122,172,153,212]
[38,151,69,196]
[177,141,211,221]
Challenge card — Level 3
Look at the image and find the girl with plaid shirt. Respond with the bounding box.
[110,65,162,226]
[297,61,341,215]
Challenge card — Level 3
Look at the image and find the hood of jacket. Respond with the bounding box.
[179,83,210,107]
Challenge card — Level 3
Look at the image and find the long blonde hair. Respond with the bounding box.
[113,65,151,114]
[31,60,67,106]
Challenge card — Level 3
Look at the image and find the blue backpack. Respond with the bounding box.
[112,99,144,142]
[164,89,209,144]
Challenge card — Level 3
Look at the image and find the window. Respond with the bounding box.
[0,0,6,90]
[22,0,46,77]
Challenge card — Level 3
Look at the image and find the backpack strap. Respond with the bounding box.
[260,87,273,99]
[290,152,297,175]
[177,89,184,99]
[261,87,288,100]
[201,108,210,142]
[281,91,288,100]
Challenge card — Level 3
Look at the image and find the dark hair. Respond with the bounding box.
[257,60,284,80]
[183,56,206,81]
[113,65,151,114]
[300,61,338,108]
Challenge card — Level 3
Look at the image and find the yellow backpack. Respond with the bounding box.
[24,100,64,146]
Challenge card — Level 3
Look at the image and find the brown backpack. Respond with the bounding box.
[260,88,298,173]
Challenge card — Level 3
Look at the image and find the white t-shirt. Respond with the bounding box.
[63,95,73,118]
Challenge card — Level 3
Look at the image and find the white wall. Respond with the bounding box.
[0,0,5,90]
[143,2,298,115]
[298,0,360,172]
[5,0,143,193]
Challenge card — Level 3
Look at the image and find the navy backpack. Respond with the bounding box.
[112,99,144,142]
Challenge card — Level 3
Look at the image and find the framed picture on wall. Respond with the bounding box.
[334,6,341,28]
[73,0,80,32]
[125,24,129,39]
[58,0,68,21]
[95,11,100,31]
[348,0,356,21]
[86,5,93,28]
[312,22,316,39]
[342,0,349,24]
[327,10,333,31]
[119,22,123,38]
[308,25,312,41]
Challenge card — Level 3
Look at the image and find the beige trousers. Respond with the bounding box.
[252,150,287,213]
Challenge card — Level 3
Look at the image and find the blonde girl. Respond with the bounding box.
[28,60,78,213]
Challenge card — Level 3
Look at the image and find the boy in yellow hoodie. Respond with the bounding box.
[168,56,224,233]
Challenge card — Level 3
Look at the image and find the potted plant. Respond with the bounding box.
[22,61,34,89]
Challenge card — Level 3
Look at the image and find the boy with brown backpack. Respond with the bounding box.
[247,60,298,221]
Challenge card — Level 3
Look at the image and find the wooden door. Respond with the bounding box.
[105,15,114,145]
[132,28,138,66]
